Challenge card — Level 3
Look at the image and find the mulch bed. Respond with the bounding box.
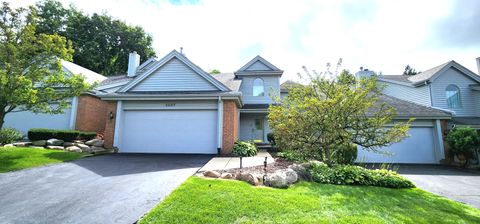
[217,157,294,175]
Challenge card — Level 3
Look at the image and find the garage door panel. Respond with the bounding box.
[121,110,217,154]
[356,128,437,164]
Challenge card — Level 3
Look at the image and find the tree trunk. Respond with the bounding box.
[0,111,5,130]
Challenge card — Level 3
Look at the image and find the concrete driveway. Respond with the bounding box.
[398,165,480,209]
[0,154,212,224]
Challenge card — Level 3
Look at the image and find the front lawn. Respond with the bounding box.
[140,177,480,224]
[0,147,84,173]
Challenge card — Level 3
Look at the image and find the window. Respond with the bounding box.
[255,119,263,130]
[446,84,461,108]
[253,78,264,96]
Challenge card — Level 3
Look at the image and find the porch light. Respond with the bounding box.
[109,111,114,120]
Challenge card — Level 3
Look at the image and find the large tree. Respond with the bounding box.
[268,70,411,165]
[0,2,91,130]
[35,0,156,76]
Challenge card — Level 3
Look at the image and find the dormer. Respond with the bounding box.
[235,56,283,104]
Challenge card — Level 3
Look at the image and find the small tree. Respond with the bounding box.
[0,2,91,130]
[446,127,480,166]
[403,65,419,76]
[209,69,221,74]
[268,69,411,165]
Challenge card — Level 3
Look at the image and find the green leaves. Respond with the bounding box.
[446,127,480,158]
[268,70,410,165]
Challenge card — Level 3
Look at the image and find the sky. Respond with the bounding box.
[10,0,480,82]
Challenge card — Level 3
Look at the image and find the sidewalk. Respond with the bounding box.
[199,151,274,172]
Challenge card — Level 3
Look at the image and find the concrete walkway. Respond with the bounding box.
[199,151,274,171]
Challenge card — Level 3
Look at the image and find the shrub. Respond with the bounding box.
[446,127,480,161]
[309,162,415,188]
[0,128,23,144]
[28,128,97,142]
[278,150,308,162]
[267,132,276,146]
[333,143,358,165]
[233,141,258,157]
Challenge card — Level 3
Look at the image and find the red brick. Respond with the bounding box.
[103,101,118,149]
[222,100,239,154]
[75,94,110,133]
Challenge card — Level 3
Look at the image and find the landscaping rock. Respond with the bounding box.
[13,142,31,147]
[63,142,75,147]
[91,146,107,153]
[3,144,14,148]
[220,172,234,179]
[29,146,44,149]
[284,168,299,184]
[66,146,82,153]
[238,173,260,186]
[289,164,310,180]
[46,146,64,150]
[204,170,221,178]
[265,171,289,188]
[47,139,64,146]
[74,140,85,144]
[32,140,47,146]
[85,139,104,147]
[74,143,91,152]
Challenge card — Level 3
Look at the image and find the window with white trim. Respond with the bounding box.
[446,84,461,108]
[253,78,264,96]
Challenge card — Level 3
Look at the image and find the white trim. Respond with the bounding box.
[236,55,283,72]
[68,97,78,129]
[119,50,230,92]
[113,101,123,149]
[217,96,223,150]
[96,81,129,91]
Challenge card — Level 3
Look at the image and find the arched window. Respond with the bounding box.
[446,85,461,108]
[253,78,264,96]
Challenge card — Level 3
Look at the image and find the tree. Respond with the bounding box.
[403,65,419,76]
[0,2,91,130]
[209,69,221,74]
[35,0,156,76]
[268,69,411,165]
[446,127,480,166]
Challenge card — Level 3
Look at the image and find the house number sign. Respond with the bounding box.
[165,103,176,107]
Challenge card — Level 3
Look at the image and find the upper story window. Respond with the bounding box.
[446,84,461,108]
[253,78,264,96]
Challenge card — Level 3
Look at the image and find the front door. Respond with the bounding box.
[253,118,264,142]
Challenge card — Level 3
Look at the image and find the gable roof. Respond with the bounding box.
[280,80,302,93]
[372,94,451,119]
[118,50,230,92]
[61,60,106,84]
[378,61,480,86]
[235,55,283,75]
[211,73,242,91]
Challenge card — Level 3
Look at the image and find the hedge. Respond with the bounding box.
[28,129,97,142]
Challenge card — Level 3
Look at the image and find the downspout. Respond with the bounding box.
[217,96,223,154]
[69,97,78,129]
[434,119,446,163]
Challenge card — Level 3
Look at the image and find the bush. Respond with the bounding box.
[333,143,358,165]
[28,128,97,142]
[233,141,258,157]
[309,162,415,188]
[0,128,23,144]
[446,127,480,160]
[278,150,308,162]
[267,132,275,146]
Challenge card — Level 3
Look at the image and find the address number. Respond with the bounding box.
[165,103,176,107]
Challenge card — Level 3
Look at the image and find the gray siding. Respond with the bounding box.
[239,76,280,104]
[380,81,431,106]
[474,91,480,117]
[130,58,218,92]
[245,61,272,71]
[430,68,478,117]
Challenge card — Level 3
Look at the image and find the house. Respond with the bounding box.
[355,58,480,164]
[3,60,107,135]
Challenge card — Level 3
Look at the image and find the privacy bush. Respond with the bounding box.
[0,128,23,144]
[278,150,308,162]
[28,129,97,142]
[309,162,415,188]
[446,127,480,161]
[233,141,258,157]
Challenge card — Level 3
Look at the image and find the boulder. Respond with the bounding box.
[13,142,31,147]
[238,173,260,186]
[47,139,64,146]
[289,164,311,181]
[66,146,82,153]
[29,146,45,149]
[220,172,235,179]
[91,146,107,153]
[32,140,47,146]
[3,144,14,148]
[46,146,64,150]
[74,143,91,152]
[63,142,75,147]
[204,170,221,178]
[85,139,104,147]
[284,168,299,184]
[265,171,289,188]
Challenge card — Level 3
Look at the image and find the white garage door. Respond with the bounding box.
[356,127,437,164]
[120,110,217,154]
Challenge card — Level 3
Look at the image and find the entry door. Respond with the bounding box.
[253,118,264,142]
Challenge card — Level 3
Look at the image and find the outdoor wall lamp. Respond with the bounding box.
[109,111,114,120]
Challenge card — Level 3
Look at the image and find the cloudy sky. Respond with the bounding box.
[11,0,480,81]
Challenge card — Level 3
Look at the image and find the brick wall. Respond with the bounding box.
[440,119,451,163]
[75,94,110,133]
[222,100,239,154]
[103,101,118,149]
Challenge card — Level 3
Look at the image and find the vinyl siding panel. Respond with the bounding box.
[239,76,280,104]
[130,58,218,92]
[380,81,431,106]
[245,61,272,71]
[474,91,480,117]
[430,68,477,117]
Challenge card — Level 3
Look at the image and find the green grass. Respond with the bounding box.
[140,177,480,224]
[0,147,84,173]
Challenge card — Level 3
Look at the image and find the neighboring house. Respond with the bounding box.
[3,60,107,134]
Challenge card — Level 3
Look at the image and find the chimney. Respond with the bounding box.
[476,57,480,75]
[127,51,140,77]
[355,67,375,79]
